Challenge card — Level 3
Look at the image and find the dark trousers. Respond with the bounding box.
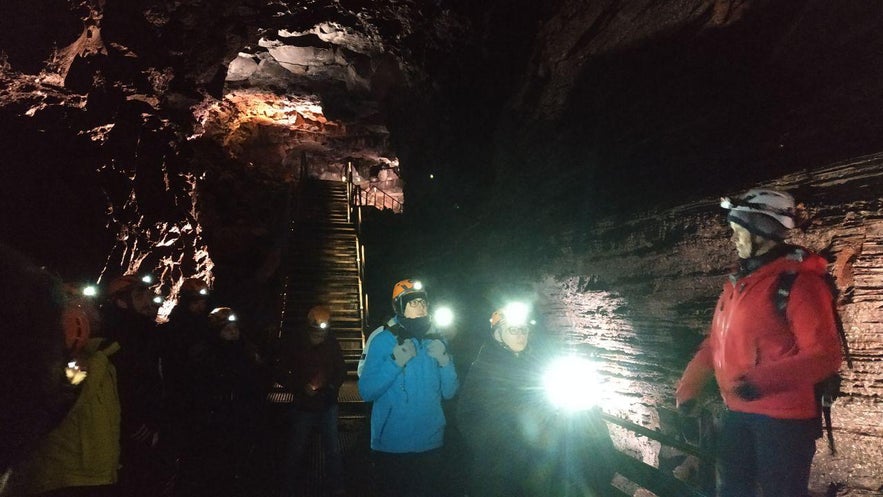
[717,410,819,497]
[280,404,344,496]
[372,448,448,497]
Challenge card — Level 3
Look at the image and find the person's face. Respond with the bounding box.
[496,325,530,353]
[219,323,240,342]
[403,297,428,318]
[729,222,755,259]
[188,298,207,315]
[131,287,158,318]
[308,327,328,345]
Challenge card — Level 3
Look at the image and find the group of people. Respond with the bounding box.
[356,188,844,497]
[358,279,615,497]
[0,255,356,497]
[2,186,845,497]
[2,271,271,497]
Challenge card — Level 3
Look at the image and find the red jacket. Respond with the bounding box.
[677,247,842,419]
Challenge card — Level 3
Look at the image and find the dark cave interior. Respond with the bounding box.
[2,0,882,493]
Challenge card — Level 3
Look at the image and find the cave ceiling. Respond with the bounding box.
[3,0,883,278]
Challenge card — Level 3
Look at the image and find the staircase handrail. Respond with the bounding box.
[353,184,403,213]
[599,409,715,497]
[344,162,369,340]
[275,152,309,339]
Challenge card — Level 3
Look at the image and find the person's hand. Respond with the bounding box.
[733,377,761,401]
[392,339,417,367]
[426,339,450,367]
[304,384,319,397]
[677,398,698,417]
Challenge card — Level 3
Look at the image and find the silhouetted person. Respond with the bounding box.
[457,304,614,497]
[0,245,83,494]
[179,307,263,497]
[100,274,167,497]
[276,306,347,497]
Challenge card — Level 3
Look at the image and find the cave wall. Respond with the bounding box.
[473,1,883,229]
[533,154,883,493]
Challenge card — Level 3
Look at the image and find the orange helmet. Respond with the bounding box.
[307,306,331,329]
[208,307,237,329]
[180,278,209,299]
[489,309,505,329]
[62,306,91,354]
[391,279,427,315]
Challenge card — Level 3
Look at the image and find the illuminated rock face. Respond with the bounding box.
[537,156,883,493]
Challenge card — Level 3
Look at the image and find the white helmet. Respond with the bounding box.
[720,188,796,229]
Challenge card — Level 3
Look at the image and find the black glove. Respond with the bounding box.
[677,399,698,417]
[734,378,762,401]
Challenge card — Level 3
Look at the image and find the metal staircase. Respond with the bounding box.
[280,178,366,374]
[269,175,370,429]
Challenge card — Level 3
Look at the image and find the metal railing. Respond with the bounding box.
[275,152,310,340]
[356,185,403,213]
[601,409,715,497]
[344,162,370,339]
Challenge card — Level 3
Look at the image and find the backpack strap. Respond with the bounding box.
[817,374,842,455]
[774,271,853,368]
[774,270,845,455]
[823,273,854,369]
[388,323,408,345]
[822,406,836,455]
[773,270,799,315]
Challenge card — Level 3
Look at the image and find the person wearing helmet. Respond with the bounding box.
[455,305,543,497]
[99,273,166,497]
[181,307,264,497]
[16,287,123,497]
[276,305,347,497]
[0,244,87,492]
[357,279,459,497]
[677,188,842,497]
[157,277,212,455]
[106,274,161,320]
[456,303,587,497]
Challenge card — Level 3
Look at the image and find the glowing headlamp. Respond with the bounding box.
[228,314,238,322]
[502,302,530,327]
[152,295,163,304]
[318,321,327,329]
[433,306,454,328]
[65,360,88,385]
[412,280,423,291]
[141,275,154,285]
[543,355,601,413]
[82,285,98,297]
[199,288,209,296]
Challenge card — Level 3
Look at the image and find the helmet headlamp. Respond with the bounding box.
[502,302,530,327]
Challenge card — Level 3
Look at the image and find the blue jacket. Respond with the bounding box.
[358,319,459,453]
